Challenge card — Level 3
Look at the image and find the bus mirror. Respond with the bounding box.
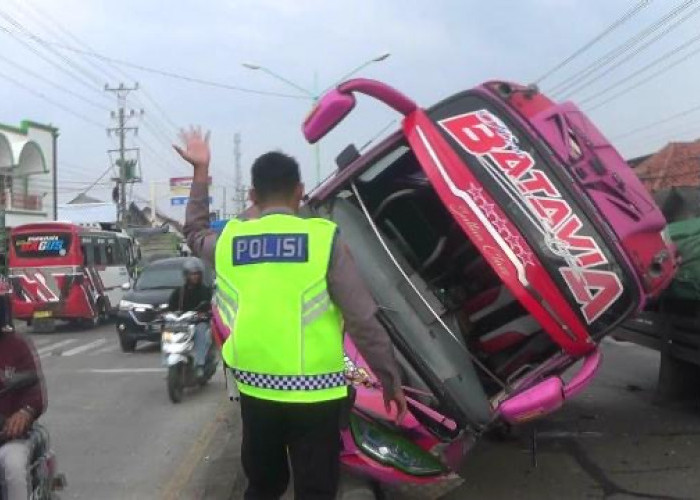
[121,282,131,291]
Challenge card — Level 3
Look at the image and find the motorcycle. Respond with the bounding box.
[159,304,218,403]
[0,371,65,500]
[211,76,676,497]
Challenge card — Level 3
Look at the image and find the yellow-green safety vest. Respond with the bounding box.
[214,213,347,403]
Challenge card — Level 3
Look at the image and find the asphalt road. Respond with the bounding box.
[440,338,700,500]
[23,321,700,500]
[24,320,230,500]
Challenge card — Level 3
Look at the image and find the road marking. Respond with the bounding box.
[30,338,53,347]
[78,368,164,373]
[161,398,230,500]
[91,344,119,355]
[37,339,77,356]
[62,339,107,356]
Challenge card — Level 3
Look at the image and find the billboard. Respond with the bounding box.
[169,177,212,206]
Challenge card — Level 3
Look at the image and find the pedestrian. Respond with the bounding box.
[174,127,407,500]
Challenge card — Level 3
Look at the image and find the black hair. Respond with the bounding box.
[251,151,301,202]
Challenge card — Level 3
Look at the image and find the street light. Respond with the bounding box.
[242,52,391,184]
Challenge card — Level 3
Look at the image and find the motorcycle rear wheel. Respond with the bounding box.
[167,364,185,403]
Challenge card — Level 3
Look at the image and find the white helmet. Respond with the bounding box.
[182,257,204,276]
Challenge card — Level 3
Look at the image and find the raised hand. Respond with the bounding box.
[173,126,211,171]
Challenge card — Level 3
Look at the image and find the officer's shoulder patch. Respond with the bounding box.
[232,233,308,265]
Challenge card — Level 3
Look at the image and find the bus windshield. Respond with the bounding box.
[12,233,72,259]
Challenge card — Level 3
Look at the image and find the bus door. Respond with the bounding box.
[99,235,130,311]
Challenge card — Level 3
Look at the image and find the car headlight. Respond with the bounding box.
[349,414,446,476]
[119,300,151,311]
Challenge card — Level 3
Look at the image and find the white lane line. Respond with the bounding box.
[61,339,107,356]
[30,338,53,347]
[91,344,119,355]
[78,368,164,374]
[37,339,78,356]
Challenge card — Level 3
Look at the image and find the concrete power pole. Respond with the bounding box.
[233,132,244,214]
[105,83,142,229]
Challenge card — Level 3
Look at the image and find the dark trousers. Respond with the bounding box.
[240,393,343,500]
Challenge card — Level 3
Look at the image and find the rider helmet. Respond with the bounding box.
[182,257,204,277]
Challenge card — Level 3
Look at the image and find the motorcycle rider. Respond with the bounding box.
[167,258,212,378]
[0,318,46,500]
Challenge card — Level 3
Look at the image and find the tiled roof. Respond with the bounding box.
[635,139,700,192]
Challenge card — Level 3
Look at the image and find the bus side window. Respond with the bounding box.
[105,244,114,265]
[115,239,129,266]
[106,240,116,266]
[81,239,95,266]
[93,240,105,266]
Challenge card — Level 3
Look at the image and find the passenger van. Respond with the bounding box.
[8,222,138,328]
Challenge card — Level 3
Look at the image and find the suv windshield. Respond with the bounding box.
[135,264,183,290]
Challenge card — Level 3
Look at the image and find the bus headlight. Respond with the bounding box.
[349,414,446,476]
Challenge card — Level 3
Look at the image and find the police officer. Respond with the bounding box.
[175,127,406,500]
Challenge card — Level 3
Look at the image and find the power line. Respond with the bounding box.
[562,2,700,99]
[138,88,179,133]
[612,104,700,140]
[5,0,121,84]
[3,27,308,99]
[549,0,696,96]
[0,68,104,128]
[0,8,106,92]
[8,0,179,138]
[579,31,700,106]
[534,1,651,84]
[75,164,115,196]
[0,52,110,111]
[586,42,700,112]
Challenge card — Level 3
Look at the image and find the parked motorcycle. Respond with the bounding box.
[159,305,218,403]
[0,372,65,499]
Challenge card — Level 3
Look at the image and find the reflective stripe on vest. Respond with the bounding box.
[214,213,346,403]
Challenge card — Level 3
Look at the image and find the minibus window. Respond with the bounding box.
[81,238,94,265]
[105,243,115,265]
[93,241,104,265]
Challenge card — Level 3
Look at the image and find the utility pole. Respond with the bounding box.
[150,181,157,228]
[233,132,245,214]
[222,186,227,219]
[105,83,143,229]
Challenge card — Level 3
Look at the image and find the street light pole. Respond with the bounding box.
[242,52,391,185]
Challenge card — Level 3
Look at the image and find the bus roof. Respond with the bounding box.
[11,222,130,239]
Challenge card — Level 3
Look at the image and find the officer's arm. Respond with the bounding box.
[183,181,218,269]
[327,237,402,394]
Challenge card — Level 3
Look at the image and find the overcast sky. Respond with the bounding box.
[2,0,699,219]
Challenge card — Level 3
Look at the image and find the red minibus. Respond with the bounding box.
[8,222,137,329]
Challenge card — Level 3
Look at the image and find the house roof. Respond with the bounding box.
[635,139,700,192]
[67,193,104,204]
